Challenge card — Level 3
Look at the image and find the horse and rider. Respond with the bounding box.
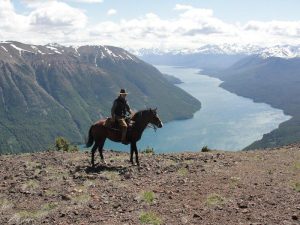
[86,88,163,166]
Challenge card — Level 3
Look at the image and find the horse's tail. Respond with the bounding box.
[86,125,94,148]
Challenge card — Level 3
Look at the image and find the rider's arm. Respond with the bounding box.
[111,100,117,118]
[126,102,132,115]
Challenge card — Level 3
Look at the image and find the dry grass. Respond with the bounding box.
[0,198,13,211]
[292,182,300,192]
[22,179,39,191]
[9,202,58,224]
[141,191,155,204]
[101,171,120,181]
[229,176,241,188]
[71,193,91,204]
[139,211,162,225]
[177,167,188,176]
[206,193,226,206]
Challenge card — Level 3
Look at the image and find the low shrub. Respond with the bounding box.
[141,147,155,154]
[142,191,155,204]
[201,146,212,152]
[55,137,78,152]
[139,211,162,225]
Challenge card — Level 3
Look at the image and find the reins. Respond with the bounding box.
[147,124,157,132]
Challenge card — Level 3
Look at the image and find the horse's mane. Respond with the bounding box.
[131,109,151,121]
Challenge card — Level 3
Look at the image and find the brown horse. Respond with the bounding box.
[86,108,163,167]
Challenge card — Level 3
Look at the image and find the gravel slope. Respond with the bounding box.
[0,145,300,225]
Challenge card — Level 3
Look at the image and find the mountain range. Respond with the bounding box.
[136,44,300,58]
[0,41,200,154]
[138,44,300,72]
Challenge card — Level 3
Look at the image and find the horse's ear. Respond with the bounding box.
[154,107,157,111]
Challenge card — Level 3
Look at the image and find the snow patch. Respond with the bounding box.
[1,46,8,52]
[124,52,134,60]
[45,46,62,54]
[95,52,98,67]
[104,47,118,58]
[73,46,80,56]
[38,50,45,55]
[100,50,105,59]
[10,44,33,56]
[31,45,45,55]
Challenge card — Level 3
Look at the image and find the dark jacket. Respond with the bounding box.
[111,96,131,117]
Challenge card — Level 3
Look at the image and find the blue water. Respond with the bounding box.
[83,65,291,153]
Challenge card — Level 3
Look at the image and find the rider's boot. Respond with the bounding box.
[121,127,129,145]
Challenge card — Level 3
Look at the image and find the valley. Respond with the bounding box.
[140,45,300,150]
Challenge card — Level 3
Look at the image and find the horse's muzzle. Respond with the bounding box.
[158,122,163,128]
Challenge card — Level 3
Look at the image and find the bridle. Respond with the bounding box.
[134,110,158,132]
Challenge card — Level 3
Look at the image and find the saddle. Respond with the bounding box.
[104,117,134,130]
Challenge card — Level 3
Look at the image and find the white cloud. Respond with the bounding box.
[89,5,238,51]
[244,20,300,37]
[22,0,103,6]
[1,2,300,51]
[175,4,213,17]
[29,1,87,29]
[70,0,103,3]
[107,8,117,16]
[0,0,29,31]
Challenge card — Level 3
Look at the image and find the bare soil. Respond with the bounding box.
[1,144,300,225]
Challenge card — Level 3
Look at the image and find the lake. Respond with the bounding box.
[85,65,291,153]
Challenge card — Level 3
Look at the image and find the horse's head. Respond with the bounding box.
[148,108,163,128]
[131,108,163,129]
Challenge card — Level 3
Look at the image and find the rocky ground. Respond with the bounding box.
[0,144,300,225]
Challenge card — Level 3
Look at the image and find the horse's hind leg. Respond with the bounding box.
[97,139,106,164]
[91,143,98,167]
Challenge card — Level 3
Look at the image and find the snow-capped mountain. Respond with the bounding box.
[259,45,300,59]
[134,44,300,59]
[0,41,139,63]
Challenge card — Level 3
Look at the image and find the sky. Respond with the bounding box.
[1,0,300,51]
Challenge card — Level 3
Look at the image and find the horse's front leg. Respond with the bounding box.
[130,143,134,164]
[132,142,139,166]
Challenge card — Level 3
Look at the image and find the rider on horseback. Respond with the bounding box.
[111,89,133,144]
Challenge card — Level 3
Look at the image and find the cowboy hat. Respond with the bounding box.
[119,89,128,95]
